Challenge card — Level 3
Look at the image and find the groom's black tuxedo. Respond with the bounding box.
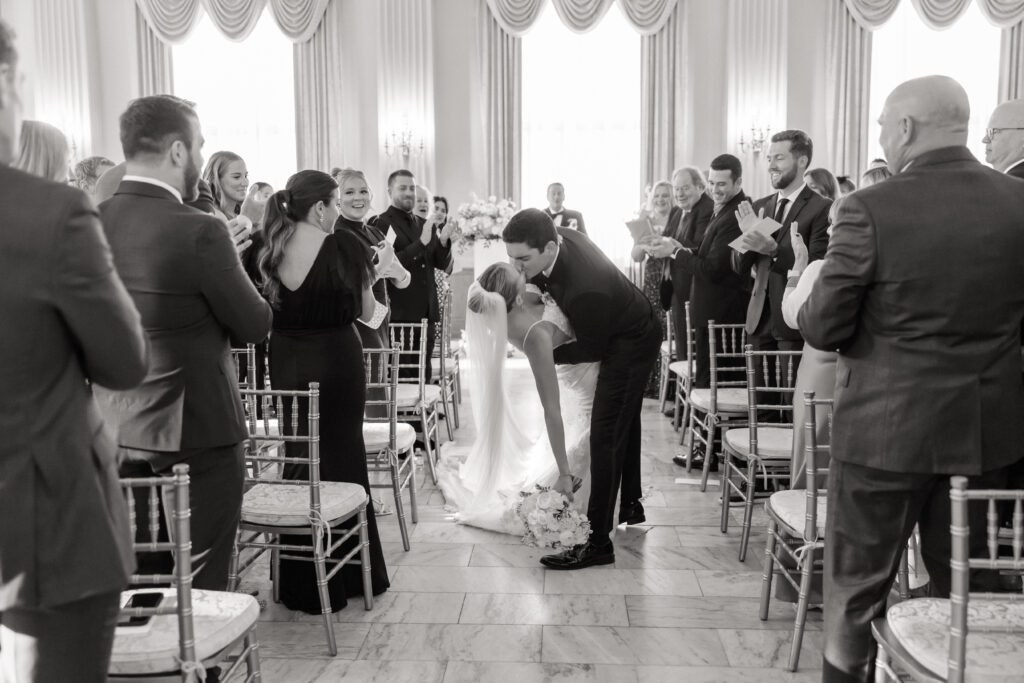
[532,228,662,542]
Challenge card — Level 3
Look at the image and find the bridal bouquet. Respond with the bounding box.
[515,485,591,549]
[453,194,516,252]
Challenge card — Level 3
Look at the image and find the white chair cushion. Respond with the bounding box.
[110,588,258,676]
[724,427,793,459]
[886,597,1024,681]
[362,422,417,453]
[668,360,691,378]
[241,481,366,526]
[766,489,826,537]
[689,387,748,414]
[659,340,673,357]
[396,383,442,408]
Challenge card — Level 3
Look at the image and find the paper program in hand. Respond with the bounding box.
[729,216,782,254]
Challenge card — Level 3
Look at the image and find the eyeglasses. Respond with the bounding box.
[985,127,1024,139]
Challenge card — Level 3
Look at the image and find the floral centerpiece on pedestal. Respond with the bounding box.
[452,194,517,254]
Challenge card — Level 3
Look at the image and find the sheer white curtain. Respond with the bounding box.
[867,0,1000,163]
[521,3,641,268]
[172,9,297,189]
[32,0,92,159]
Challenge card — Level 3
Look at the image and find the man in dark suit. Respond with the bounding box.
[544,182,587,235]
[0,21,149,681]
[663,166,715,347]
[733,130,831,356]
[799,76,1024,681]
[95,95,273,592]
[651,154,750,392]
[370,169,453,381]
[983,98,1024,180]
[504,212,661,569]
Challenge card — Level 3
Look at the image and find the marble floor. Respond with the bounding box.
[234,359,822,682]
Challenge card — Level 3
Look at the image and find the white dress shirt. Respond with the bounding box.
[122,174,183,204]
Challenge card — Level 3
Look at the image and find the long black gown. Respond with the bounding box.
[269,230,389,613]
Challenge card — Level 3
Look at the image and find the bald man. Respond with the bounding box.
[799,76,1024,681]
[983,98,1024,179]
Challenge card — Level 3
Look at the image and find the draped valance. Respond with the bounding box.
[134,0,331,44]
[843,0,1024,30]
[485,0,678,36]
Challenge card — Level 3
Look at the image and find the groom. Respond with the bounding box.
[504,209,662,569]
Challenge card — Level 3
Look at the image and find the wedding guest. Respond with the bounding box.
[781,200,844,488]
[369,169,454,382]
[0,22,148,681]
[804,167,838,201]
[543,182,587,234]
[983,98,1024,179]
[258,170,390,612]
[799,76,1024,681]
[649,154,750,393]
[203,150,249,220]
[332,167,410,352]
[836,175,856,196]
[72,155,115,196]
[93,160,127,204]
[631,180,673,396]
[733,130,831,362]
[13,120,69,182]
[663,166,714,349]
[94,94,272,592]
[860,158,891,187]
[430,194,455,318]
[249,181,274,201]
[414,183,433,220]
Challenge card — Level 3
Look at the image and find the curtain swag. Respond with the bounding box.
[135,0,331,44]
[485,0,678,36]
[843,0,1024,30]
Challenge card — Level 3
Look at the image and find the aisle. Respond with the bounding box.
[238,359,822,682]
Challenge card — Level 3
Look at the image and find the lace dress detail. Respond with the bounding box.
[523,283,575,348]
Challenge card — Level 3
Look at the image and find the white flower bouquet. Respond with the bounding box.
[515,485,591,549]
[453,194,517,252]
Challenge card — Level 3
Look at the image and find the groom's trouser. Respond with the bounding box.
[587,321,663,542]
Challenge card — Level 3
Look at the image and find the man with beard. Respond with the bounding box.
[732,130,831,358]
[94,95,272,591]
[370,169,454,381]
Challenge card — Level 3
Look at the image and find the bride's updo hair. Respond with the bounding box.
[468,262,519,313]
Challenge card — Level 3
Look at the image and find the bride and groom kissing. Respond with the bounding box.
[437,208,662,571]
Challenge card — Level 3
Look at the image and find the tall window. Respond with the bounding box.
[868,1,999,166]
[173,10,296,191]
[522,4,641,268]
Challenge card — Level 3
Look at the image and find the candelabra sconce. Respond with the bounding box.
[739,125,770,156]
[383,128,425,163]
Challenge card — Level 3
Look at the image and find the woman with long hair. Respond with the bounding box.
[202,150,248,220]
[13,120,69,183]
[257,169,390,613]
[631,180,674,396]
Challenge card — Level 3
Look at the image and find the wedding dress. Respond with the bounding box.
[437,285,599,539]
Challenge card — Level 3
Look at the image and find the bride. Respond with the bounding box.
[436,261,599,539]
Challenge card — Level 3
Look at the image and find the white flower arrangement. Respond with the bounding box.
[452,194,517,252]
[515,484,591,549]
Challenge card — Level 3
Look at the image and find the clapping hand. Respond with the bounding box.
[735,201,763,234]
[438,217,455,244]
[647,236,685,259]
[227,216,252,255]
[738,230,777,256]
[374,239,397,276]
[790,222,808,275]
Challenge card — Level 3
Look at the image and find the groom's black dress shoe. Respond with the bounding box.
[540,540,615,570]
[618,500,646,525]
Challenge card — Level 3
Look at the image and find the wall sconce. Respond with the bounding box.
[739,125,770,156]
[383,127,424,163]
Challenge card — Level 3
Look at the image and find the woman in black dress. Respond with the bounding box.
[257,170,390,613]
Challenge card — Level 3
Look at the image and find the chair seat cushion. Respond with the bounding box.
[668,360,691,378]
[363,422,417,453]
[886,597,1024,680]
[396,383,442,408]
[659,340,673,357]
[110,588,258,676]
[241,481,366,526]
[767,489,827,537]
[689,387,748,414]
[724,427,793,459]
